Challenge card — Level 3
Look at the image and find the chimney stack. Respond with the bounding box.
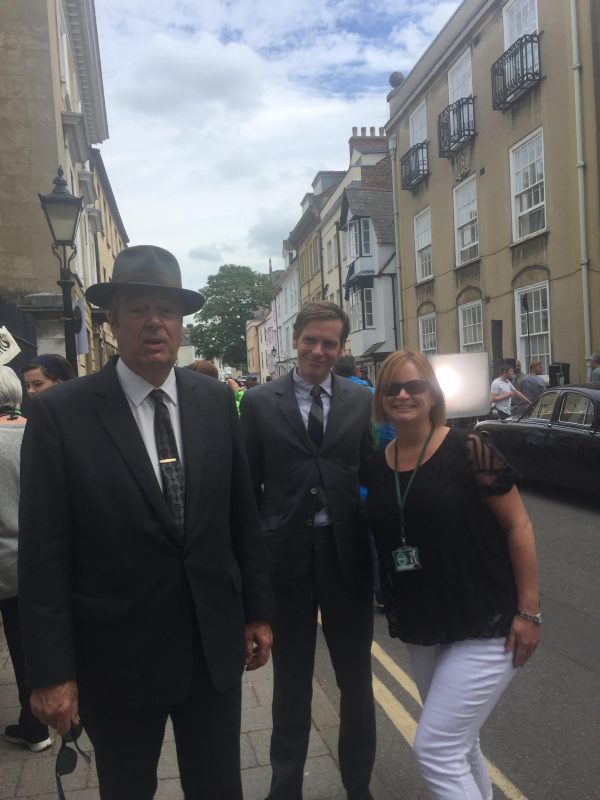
[379,127,384,136]
[361,126,366,135]
[352,126,358,136]
[370,126,375,135]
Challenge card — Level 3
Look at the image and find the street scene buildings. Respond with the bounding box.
[0,0,126,375]
[252,0,600,387]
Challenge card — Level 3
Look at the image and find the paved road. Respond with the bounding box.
[314,482,600,800]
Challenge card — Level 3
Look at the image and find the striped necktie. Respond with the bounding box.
[150,389,185,536]
[307,385,325,448]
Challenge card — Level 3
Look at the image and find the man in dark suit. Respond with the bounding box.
[18,245,274,800]
[240,302,376,800]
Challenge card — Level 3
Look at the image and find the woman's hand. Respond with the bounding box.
[505,616,541,667]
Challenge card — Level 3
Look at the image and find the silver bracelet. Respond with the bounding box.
[516,609,542,624]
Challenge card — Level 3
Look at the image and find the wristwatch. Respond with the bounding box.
[516,609,543,624]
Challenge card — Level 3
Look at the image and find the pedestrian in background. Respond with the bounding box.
[240,302,377,800]
[0,366,52,753]
[21,353,76,398]
[186,358,219,379]
[366,349,541,800]
[18,245,274,800]
[590,352,600,383]
[518,361,547,403]
[490,363,528,419]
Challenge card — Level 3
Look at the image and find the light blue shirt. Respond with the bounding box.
[292,368,333,527]
[115,358,184,488]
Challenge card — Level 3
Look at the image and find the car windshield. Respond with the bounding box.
[526,391,560,421]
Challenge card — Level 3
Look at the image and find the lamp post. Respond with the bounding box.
[38,166,83,374]
[271,345,277,376]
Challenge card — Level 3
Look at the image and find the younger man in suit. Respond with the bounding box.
[240,302,376,800]
[18,245,274,800]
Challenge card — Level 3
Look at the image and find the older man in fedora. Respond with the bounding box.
[18,245,274,799]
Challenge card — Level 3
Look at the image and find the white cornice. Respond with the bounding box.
[63,0,109,144]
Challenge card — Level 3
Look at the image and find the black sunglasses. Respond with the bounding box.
[55,723,91,800]
[385,380,430,397]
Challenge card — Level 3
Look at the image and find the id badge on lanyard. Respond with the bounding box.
[391,425,434,573]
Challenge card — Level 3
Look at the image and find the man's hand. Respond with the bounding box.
[30,680,79,735]
[244,622,273,671]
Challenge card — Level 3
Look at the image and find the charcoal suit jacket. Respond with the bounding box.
[18,359,273,709]
[239,370,374,592]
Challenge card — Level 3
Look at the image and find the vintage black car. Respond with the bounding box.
[474,384,600,495]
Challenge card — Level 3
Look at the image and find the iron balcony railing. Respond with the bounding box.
[400,142,429,190]
[492,33,541,111]
[437,96,475,158]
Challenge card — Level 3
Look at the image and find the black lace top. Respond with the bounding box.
[365,428,518,645]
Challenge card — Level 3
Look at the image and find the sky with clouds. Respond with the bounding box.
[94,0,460,292]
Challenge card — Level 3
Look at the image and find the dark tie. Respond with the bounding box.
[308,385,325,448]
[150,389,185,536]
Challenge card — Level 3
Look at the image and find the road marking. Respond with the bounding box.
[318,613,528,799]
[371,640,421,705]
[370,640,529,800]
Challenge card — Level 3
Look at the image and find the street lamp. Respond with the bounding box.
[38,166,83,374]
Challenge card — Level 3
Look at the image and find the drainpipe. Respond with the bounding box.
[387,133,405,349]
[570,0,592,375]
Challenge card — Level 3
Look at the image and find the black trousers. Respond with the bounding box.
[0,596,49,738]
[79,635,243,800]
[268,526,376,800]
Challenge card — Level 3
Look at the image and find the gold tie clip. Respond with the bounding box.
[159,457,177,464]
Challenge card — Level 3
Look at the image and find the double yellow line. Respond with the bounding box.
[370,640,528,800]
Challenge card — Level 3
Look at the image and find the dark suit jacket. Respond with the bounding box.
[239,371,373,592]
[18,360,273,709]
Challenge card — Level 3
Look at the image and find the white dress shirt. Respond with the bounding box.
[115,358,184,489]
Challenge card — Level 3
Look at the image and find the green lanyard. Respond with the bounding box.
[393,424,434,546]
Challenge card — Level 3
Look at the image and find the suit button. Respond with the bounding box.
[310,487,317,495]
[306,519,314,527]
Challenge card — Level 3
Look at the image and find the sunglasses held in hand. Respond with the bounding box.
[55,723,92,800]
[385,380,430,397]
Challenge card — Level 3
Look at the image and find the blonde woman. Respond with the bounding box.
[365,350,540,800]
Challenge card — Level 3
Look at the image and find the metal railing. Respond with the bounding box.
[400,142,429,190]
[437,96,475,158]
[492,34,541,111]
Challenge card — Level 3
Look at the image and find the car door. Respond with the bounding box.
[544,391,600,491]
[489,391,558,479]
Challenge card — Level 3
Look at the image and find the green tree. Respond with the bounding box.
[190,264,271,368]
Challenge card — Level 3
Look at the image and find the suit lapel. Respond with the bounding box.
[275,371,313,450]
[322,373,350,449]
[176,368,209,538]
[92,362,179,542]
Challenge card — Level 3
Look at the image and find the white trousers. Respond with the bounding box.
[408,637,516,800]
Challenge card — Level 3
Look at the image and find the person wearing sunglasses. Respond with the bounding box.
[364,349,541,800]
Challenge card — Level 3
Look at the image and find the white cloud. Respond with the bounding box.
[94,0,458,289]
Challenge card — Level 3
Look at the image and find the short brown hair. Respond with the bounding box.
[293,302,349,345]
[373,350,446,427]
[187,359,218,379]
[529,361,542,371]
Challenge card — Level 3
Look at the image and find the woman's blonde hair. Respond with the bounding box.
[373,350,446,427]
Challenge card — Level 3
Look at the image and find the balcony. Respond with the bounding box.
[437,97,475,158]
[400,142,429,190]
[492,34,541,111]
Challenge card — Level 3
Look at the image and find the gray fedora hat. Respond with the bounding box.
[85,245,205,315]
